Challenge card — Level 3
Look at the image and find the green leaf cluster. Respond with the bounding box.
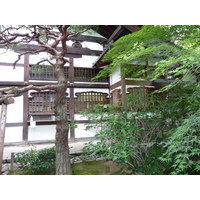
[160,109,200,175]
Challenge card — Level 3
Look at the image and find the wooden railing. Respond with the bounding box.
[74,91,109,113]
[29,65,108,82]
[29,91,110,115]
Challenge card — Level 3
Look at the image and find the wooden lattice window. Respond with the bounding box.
[127,87,155,110]
[29,91,69,115]
[29,65,68,81]
[74,91,109,113]
[74,68,109,82]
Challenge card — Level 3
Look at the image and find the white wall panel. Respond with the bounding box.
[6,96,23,123]
[5,127,23,143]
[28,125,56,141]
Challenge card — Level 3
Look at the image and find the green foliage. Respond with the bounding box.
[15,146,56,175]
[159,109,200,175]
[81,94,172,174]
[95,25,200,87]
[82,82,200,174]
[90,26,200,175]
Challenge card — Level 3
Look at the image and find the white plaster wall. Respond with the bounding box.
[0,49,24,64]
[110,67,121,85]
[0,66,24,82]
[28,125,56,141]
[29,52,50,64]
[6,96,23,123]
[4,127,23,143]
[74,55,99,67]
[75,124,96,138]
[82,41,103,51]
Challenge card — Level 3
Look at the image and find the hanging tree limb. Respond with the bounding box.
[0,85,58,103]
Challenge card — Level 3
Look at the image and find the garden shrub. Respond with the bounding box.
[81,84,199,175]
[15,146,56,175]
[81,94,170,174]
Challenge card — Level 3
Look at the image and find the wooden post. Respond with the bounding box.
[0,98,14,174]
[0,103,7,174]
[120,67,127,104]
[69,57,75,140]
[22,92,29,143]
[22,54,30,144]
[10,152,15,173]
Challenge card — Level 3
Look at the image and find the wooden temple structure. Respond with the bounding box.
[0,25,167,145]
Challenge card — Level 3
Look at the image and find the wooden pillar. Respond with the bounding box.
[24,54,30,83]
[0,97,14,174]
[69,57,75,140]
[22,54,30,144]
[22,92,29,143]
[121,67,127,104]
[0,104,7,174]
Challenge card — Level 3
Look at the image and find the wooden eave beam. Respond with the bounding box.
[92,26,125,68]
[123,25,141,33]
[70,35,107,44]
[16,44,102,56]
[108,25,124,43]
[93,25,142,68]
[0,62,24,67]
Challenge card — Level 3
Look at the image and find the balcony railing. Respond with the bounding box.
[29,65,109,83]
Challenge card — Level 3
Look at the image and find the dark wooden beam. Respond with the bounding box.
[123,25,141,33]
[22,92,29,144]
[0,62,24,67]
[108,25,124,43]
[22,54,29,144]
[72,83,109,88]
[92,26,124,68]
[0,81,27,87]
[70,35,107,44]
[6,122,23,127]
[125,80,154,86]
[24,54,30,83]
[69,57,75,140]
[93,25,142,68]
[0,81,109,88]
[17,44,102,56]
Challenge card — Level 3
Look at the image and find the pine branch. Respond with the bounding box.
[0,85,57,103]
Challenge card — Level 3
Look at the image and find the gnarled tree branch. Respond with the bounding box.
[0,85,58,103]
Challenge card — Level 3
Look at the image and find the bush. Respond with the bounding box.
[81,98,170,174]
[81,84,199,175]
[15,146,56,175]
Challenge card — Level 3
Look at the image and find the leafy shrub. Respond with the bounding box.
[81,84,199,175]
[15,146,56,175]
[81,96,170,174]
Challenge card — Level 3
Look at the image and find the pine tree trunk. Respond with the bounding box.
[54,59,72,175]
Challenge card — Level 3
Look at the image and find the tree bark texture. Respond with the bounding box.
[54,59,72,175]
